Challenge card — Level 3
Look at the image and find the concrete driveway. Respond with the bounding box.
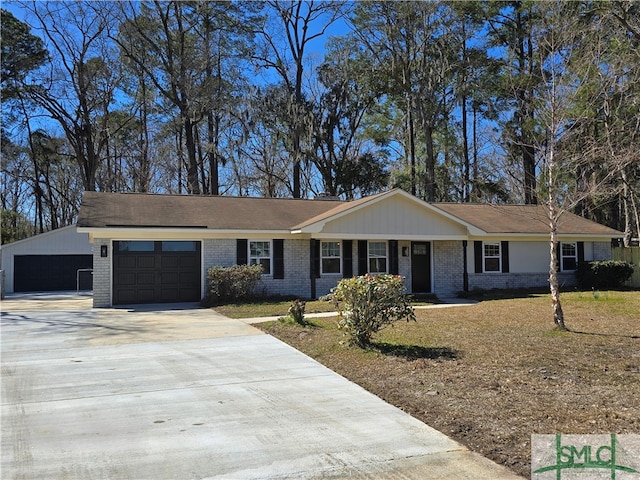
[1,293,521,479]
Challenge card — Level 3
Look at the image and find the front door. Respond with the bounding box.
[411,242,431,293]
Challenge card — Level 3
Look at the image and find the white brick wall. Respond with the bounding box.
[203,238,313,299]
[467,272,576,291]
[92,238,111,307]
[92,237,615,307]
[433,241,464,296]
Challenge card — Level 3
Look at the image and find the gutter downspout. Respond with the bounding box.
[462,240,469,292]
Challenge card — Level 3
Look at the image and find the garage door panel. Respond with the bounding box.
[161,256,179,268]
[179,272,198,284]
[117,256,137,269]
[136,272,155,285]
[117,273,137,285]
[14,255,93,292]
[113,241,200,305]
[137,256,156,269]
[179,256,197,268]
[160,272,179,284]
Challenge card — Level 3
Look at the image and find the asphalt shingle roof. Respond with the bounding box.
[432,203,623,236]
[78,190,623,237]
[78,191,349,231]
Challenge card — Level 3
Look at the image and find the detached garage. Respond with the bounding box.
[0,225,93,294]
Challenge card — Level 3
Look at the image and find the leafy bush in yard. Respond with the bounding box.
[329,274,416,348]
[576,260,634,289]
[201,264,263,306]
[287,299,306,325]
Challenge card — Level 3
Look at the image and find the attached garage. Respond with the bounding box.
[1,225,93,294]
[112,241,201,305]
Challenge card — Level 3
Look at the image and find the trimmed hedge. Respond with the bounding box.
[576,260,634,289]
[201,264,263,306]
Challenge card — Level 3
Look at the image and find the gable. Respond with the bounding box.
[1,225,91,256]
[317,194,467,239]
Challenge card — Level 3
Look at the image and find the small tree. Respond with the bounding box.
[330,274,415,348]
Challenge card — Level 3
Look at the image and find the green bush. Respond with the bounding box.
[280,299,307,325]
[201,264,263,306]
[330,274,416,348]
[576,260,634,289]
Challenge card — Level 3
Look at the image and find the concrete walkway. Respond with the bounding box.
[1,293,520,479]
[241,297,478,324]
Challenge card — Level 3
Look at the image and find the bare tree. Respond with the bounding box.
[254,0,345,198]
[532,3,620,329]
[19,1,122,191]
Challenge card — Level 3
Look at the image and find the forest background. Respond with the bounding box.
[1,1,639,245]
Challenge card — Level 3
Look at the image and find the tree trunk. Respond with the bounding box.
[547,150,567,331]
[183,116,201,194]
[548,220,566,330]
[407,94,416,196]
[424,122,436,202]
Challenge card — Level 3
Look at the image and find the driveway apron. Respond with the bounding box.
[1,294,521,479]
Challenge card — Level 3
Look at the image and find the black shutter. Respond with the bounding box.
[342,240,353,278]
[273,239,284,279]
[358,240,368,275]
[556,242,561,270]
[577,241,585,264]
[311,239,321,278]
[501,241,510,273]
[389,240,399,275]
[237,239,248,265]
[474,241,483,273]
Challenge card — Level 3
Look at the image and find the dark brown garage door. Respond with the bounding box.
[113,241,201,305]
[14,255,93,292]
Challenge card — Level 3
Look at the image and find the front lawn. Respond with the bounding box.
[255,291,640,477]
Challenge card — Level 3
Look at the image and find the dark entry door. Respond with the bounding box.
[113,241,201,305]
[411,242,431,293]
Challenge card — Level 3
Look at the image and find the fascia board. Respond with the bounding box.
[469,233,620,241]
[76,227,294,239]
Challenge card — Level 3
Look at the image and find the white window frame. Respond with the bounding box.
[368,241,388,274]
[483,242,501,273]
[561,242,577,272]
[321,241,341,275]
[249,240,272,275]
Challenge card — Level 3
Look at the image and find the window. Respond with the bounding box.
[115,241,155,253]
[561,242,577,271]
[249,241,271,274]
[161,241,197,252]
[321,241,341,274]
[368,241,387,274]
[483,242,501,272]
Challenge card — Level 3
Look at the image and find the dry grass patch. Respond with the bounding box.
[257,291,640,478]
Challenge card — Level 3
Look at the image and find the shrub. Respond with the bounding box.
[330,274,416,348]
[201,264,263,306]
[576,260,634,289]
[286,299,306,325]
